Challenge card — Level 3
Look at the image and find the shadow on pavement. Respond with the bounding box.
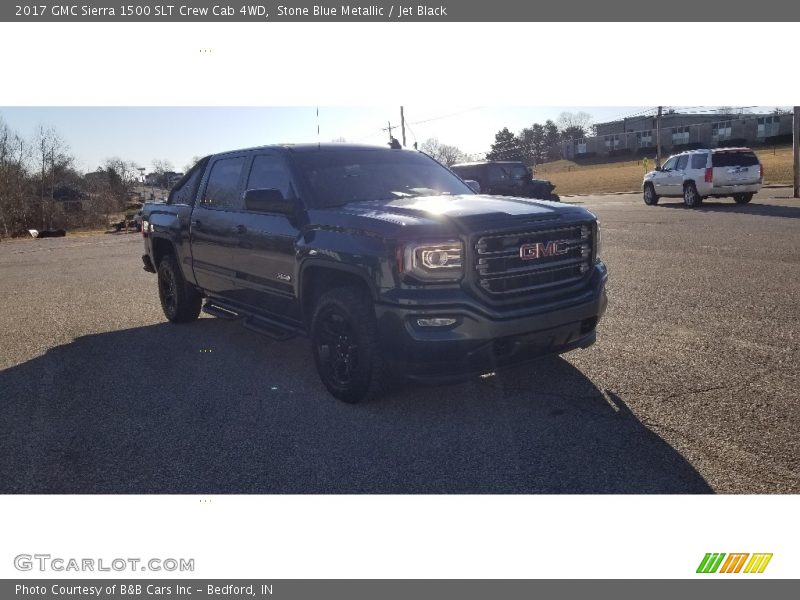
[658,200,800,219]
[0,321,712,494]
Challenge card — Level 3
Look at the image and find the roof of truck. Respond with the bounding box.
[213,143,415,156]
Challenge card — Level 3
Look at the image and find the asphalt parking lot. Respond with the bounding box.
[1,188,798,494]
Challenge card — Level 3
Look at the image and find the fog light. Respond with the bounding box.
[416,317,457,327]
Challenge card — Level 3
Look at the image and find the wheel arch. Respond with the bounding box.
[299,260,377,327]
[151,236,177,268]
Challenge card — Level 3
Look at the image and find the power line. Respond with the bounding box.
[407,106,484,126]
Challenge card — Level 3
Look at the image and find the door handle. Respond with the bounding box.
[191,219,202,228]
[231,224,247,235]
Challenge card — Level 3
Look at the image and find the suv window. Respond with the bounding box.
[168,158,207,205]
[246,154,292,199]
[488,164,508,182]
[201,156,246,208]
[662,156,678,171]
[712,151,759,168]
[690,153,708,169]
[675,155,689,170]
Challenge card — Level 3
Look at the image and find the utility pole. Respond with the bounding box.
[386,121,395,142]
[793,106,799,198]
[400,106,407,148]
[655,106,663,168]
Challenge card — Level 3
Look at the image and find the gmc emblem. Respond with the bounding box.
[520,240,570,260]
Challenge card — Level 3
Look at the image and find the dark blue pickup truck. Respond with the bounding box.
[141,144,607,402]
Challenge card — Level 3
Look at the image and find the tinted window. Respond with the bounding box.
[676,155,689,170]
[712,151,759,168]
[247,154,292,199]
[168,158,207,205]
[691,153,708,169]
[503,164,530,180]
[662,156,678,170]
[202,157,246,208]
[488,164,507,182]
[450,165,474,179]
[292,150,473,208]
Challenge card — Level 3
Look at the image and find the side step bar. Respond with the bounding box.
[202,299,300,341]
[243,316,298,341]
[202,302,241,321]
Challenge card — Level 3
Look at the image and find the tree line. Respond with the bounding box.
[0,117,175,239]
[414,112,594,168]
[486,111,593,164]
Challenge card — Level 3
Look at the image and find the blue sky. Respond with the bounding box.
[0,106,765,174]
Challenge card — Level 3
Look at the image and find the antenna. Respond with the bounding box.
[316,107,320,148]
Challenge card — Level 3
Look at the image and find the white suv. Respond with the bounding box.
[643,147,763,208]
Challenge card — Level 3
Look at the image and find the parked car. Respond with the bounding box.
[450,161,560,201]
[140,144,607,403]
[643,148,763,208]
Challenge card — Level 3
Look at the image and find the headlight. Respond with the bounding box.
[403,240,464,281]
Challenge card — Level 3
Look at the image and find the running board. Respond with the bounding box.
[203,299,299,341]
[202,302,242,321]
[243,316,298,341]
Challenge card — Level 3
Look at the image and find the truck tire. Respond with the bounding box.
[643,183,659,205]
[310,286,389,403]
[734,193,754,204]
[683,182,702,208]
[157,253,202,323]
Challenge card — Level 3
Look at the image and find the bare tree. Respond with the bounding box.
[151,158,175,188]
[0,119,32,237]
[421,137,466,167]
[557,111,594,140]
[33,126,72,229]
[103,157,138,190]
[182,155,203,173]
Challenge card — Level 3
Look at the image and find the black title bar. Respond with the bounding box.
[4,0,800,21]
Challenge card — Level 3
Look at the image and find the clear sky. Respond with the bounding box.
[0,106,777,175]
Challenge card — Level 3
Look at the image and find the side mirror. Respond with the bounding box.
[464,179,481,193]
[244,188,295,216]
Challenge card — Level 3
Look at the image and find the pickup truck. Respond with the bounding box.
[140,144,607,402]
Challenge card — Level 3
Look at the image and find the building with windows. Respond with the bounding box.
[563,111,792,159]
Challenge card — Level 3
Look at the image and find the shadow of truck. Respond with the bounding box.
[0,320,711,494]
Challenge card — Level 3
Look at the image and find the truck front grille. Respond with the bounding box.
[474,224,592,297]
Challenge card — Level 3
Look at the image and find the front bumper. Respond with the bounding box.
[375,263,608,383]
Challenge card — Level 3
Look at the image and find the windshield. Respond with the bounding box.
[292,149,474,207]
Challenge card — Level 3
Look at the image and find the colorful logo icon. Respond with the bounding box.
[697,553,773,574]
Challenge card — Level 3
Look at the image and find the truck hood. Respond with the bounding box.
[337,194,574,223]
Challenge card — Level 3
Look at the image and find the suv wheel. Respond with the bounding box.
[683,182,702,208]
[734,193,754,204]
[311,286,389,403]
[643,183,659,205]
[158,253,202,323]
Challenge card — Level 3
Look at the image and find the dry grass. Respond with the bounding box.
[536,146,795,195]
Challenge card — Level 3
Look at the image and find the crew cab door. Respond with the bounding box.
[189,154,248,295]
[230,151,303,322]
[652,155,680,195]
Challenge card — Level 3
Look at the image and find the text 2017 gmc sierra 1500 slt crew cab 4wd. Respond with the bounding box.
[140,144,608,402]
